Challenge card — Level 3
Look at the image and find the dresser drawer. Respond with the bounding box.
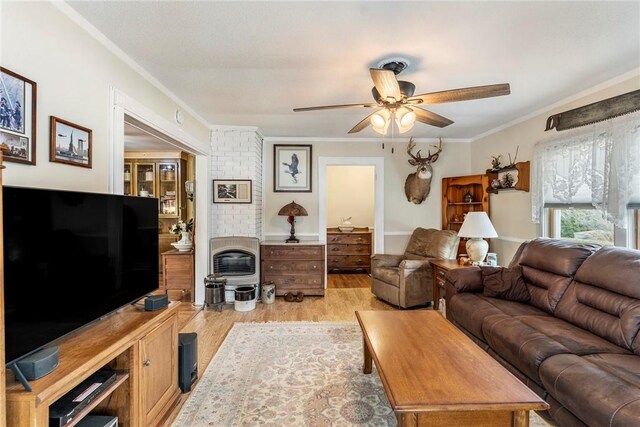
[261,245,323,260]
[327,234,371,245]
[327,244,370,256]
[327,255,370,268]
[263,260,323,273]
[263,274,324,295]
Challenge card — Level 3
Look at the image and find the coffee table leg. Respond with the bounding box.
[363,337,372,374]
[513,410,529,427]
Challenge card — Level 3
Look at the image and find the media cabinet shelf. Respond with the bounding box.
[65,371,129,427]
[5,302,180,427]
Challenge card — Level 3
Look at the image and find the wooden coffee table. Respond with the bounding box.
[355,311,548,426]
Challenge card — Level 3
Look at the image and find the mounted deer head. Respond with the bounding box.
[404,137,443,204]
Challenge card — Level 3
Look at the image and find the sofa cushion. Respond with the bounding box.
[404,228,459,260]
[540,353,640,427]
[445,267,483,293]
[482,314,629,385]
[481,265,530,302]
[447,293,548,342]
[447,293,505,341]
[517,239,599,313]
[555,246,640,355]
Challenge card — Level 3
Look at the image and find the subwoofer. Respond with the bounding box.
[178,333,198,393]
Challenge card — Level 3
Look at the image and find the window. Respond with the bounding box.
[548,207,614,246]
[533,110,640,249]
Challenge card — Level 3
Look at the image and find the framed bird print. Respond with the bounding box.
[274,144,312,192]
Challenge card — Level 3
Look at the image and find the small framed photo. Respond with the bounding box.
[274,144,312,192]
[213,179,252,204]
[50,116,92,168]
[0,67,37,165]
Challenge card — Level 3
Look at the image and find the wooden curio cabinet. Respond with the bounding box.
[125,151,191,270]
[442,174,490,256]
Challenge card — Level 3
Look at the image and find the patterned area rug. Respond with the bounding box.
[173,322,551,426]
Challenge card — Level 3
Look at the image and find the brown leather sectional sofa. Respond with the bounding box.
[444,238,640,426]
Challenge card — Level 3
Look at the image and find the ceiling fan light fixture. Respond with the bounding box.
[395,107,416,133]
[371,109,391,134]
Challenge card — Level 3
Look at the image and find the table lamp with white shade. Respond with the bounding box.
[457,212,498,263]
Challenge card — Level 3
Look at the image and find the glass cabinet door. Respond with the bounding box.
[124,162,133,196]
[136,163,156,198]
[158,162,178,217]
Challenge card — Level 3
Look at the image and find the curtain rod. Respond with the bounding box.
[544,89,640,132]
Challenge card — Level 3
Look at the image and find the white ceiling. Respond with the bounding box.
[69,1,640,139]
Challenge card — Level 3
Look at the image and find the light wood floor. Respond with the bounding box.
[327,273,371,288]
[163,286,408,425]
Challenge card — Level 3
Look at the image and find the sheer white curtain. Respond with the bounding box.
[532,110,640,227]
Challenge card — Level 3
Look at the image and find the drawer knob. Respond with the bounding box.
[313,265,317,269]
[270,266,273,269]
[332,247,339,251]
[143,359,151,367]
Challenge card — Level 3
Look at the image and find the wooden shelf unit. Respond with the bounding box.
[5,302,181,427]
[125,151,191,272]
[442,174,490,256]
[485,161,531,194]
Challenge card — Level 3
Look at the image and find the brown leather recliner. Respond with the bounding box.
[370,228,459,308]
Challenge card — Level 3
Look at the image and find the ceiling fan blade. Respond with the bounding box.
[408,83,511,105]
[411,107,454,128]
[348,111,379,134]
[293,103,378,112]
[370,68,402,101]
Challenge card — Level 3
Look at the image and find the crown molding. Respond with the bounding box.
[51,0,211,129]
[262,136,471,144]
[471,67,640,142]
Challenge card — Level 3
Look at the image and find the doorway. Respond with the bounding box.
[124,119,196,301]
[318,157,384,289]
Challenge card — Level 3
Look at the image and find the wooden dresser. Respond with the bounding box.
[261,242,325,296]
[326,227,372,273]
[161,249,194,301]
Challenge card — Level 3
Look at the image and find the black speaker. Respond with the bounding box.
[178,333,198,393]
[15,346,59,380]
[145,294,169,311]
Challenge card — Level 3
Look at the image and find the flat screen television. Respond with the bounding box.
[3,186,159,365]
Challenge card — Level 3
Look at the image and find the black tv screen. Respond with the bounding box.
[3,186,159,364]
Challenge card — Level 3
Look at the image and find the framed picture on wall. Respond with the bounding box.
[274,144,312,192]
[213,179,252,203]
[0,67,37,165]
[49,116,93,168]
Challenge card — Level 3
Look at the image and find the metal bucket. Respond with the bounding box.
[234,286,256,312]
[204,275,226,311]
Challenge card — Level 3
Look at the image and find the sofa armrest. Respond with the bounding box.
[371,254,404,268]
[445,267,483,293]
[399,259,431,270]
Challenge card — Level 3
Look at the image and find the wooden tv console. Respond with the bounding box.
[5,301,181,427]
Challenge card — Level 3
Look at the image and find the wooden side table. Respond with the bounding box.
[431,259,474,311]
[161,249,195,301]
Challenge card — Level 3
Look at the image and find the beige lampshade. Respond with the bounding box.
[278,201,308,217]
[458,212,498,238]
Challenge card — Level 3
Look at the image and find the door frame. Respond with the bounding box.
[318,157,384,253]
[109,87,210,303]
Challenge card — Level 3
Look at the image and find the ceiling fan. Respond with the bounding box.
[293,59,511,134]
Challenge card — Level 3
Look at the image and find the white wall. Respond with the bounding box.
[210,129,263,238]
[264,139,471,253]
[470,74,640,265]
[0,2,210,191]
[326,165,375,229]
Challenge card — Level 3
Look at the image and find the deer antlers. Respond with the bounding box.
[407,137,443,166]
